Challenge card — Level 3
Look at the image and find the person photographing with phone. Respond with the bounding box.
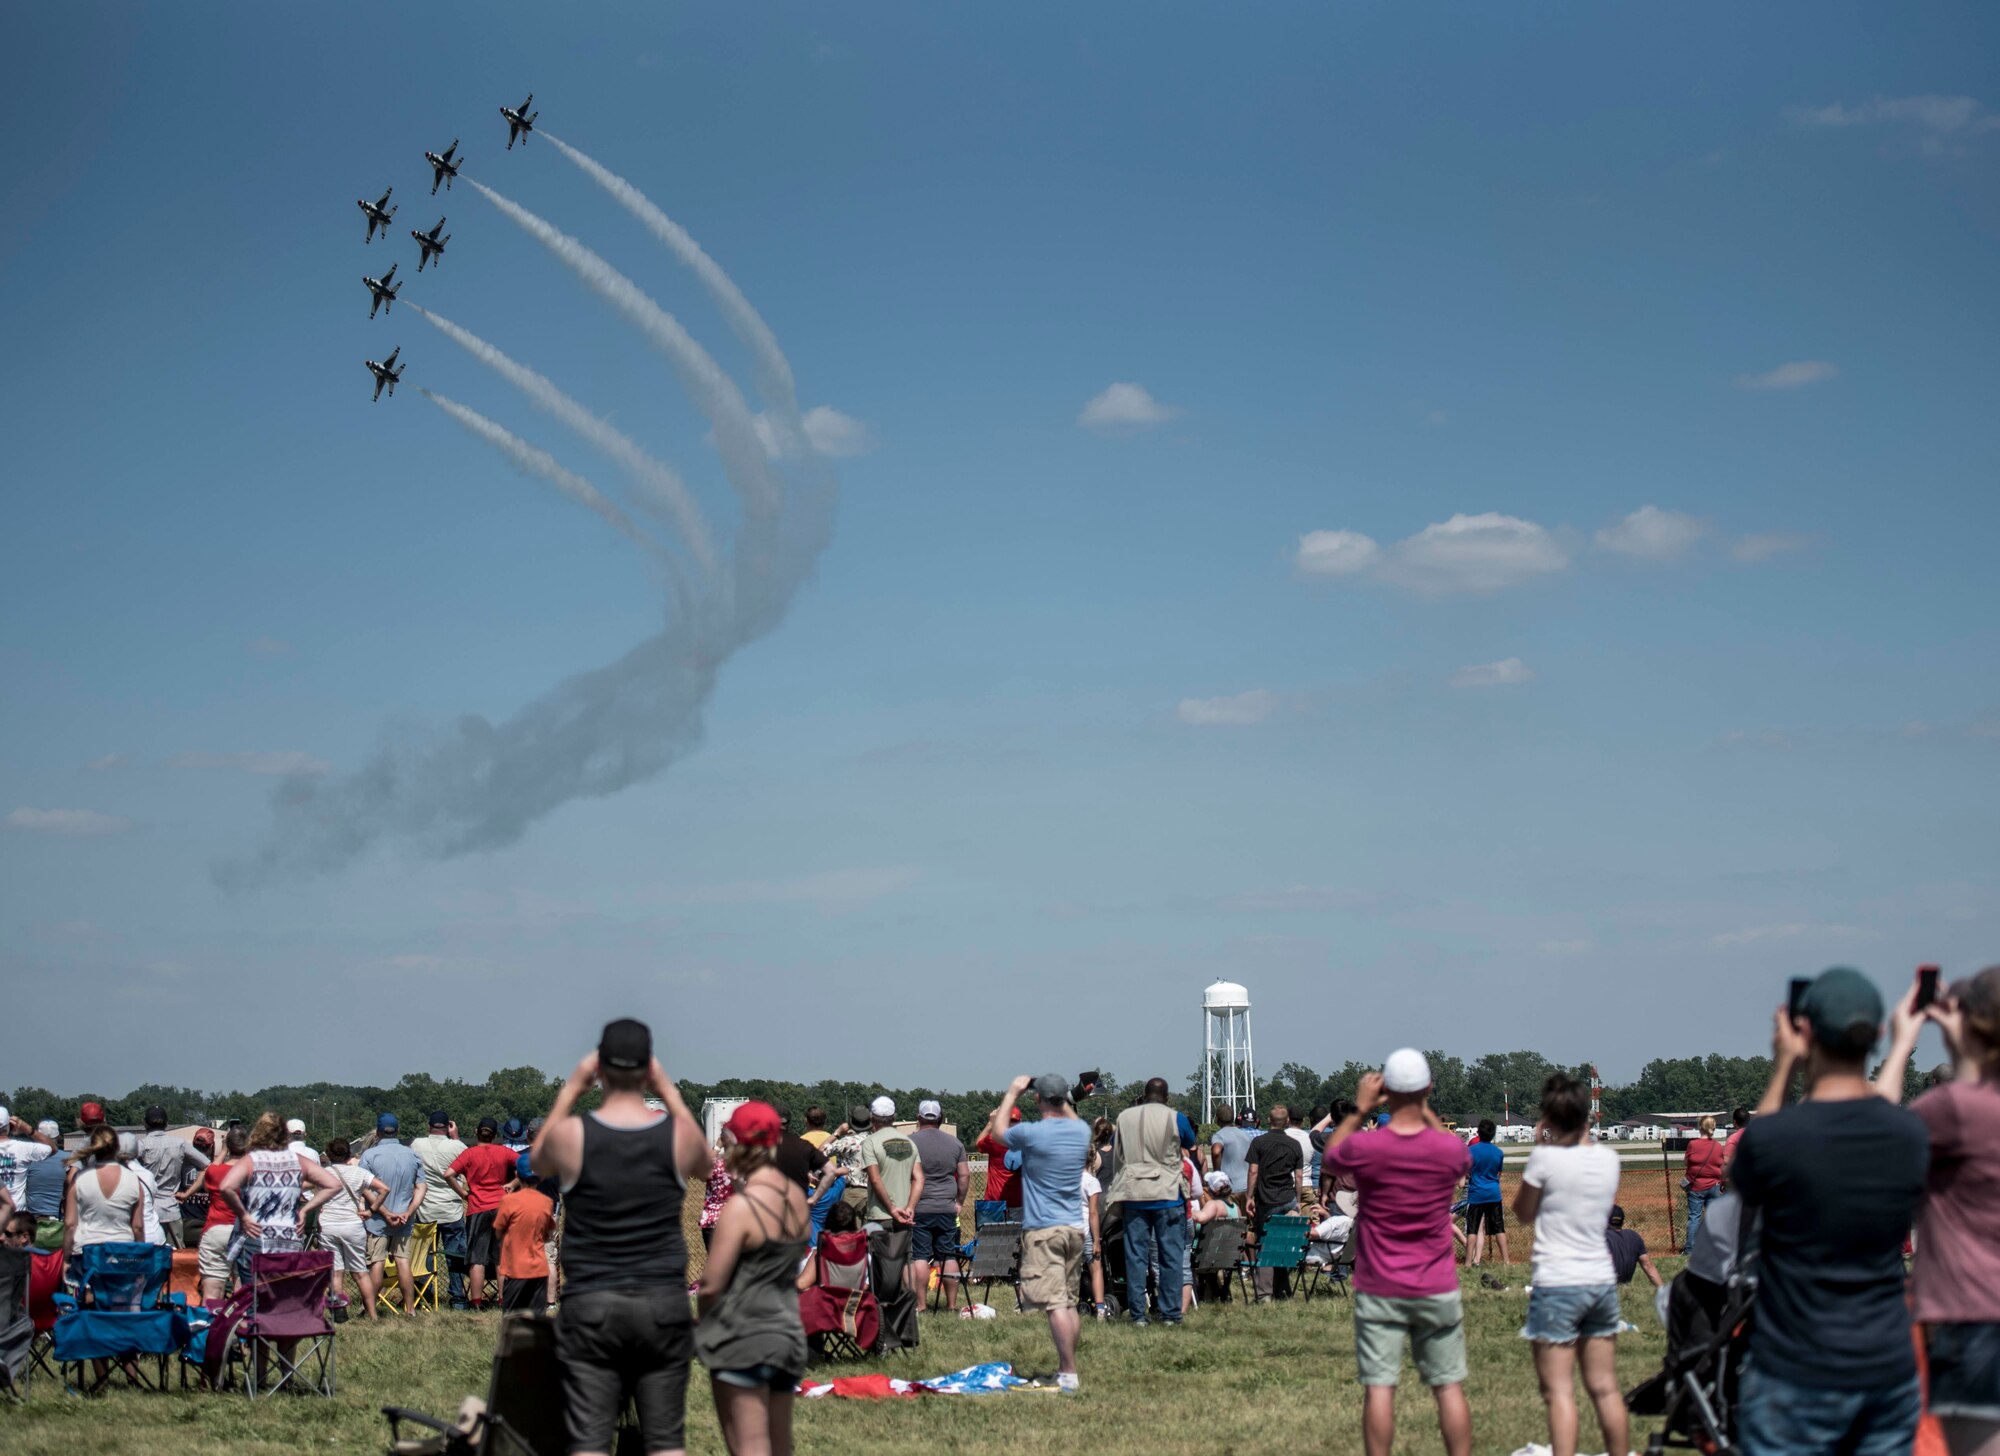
[1871,964,2000,1456]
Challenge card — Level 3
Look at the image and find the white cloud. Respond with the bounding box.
[1449,657,1534,688]
[85,752,129,772]
[1377,512,1571,595]
[1787,95,2000,136]
[655,866,921,908]
[1077,382,1178,431]
[1731,531,1817,563]
[1595,505,1707,561]
[1736,360,1839,390]
[6,807,132,836]
[169,750,331,777]
[1708,921,1874,949]
[1294,530,1381,577]
[753,406,875,459]
[246,636,292,657]
[1177,689,1278,726]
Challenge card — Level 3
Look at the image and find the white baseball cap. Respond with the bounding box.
[1382,1047,1432,1094]
[0,1106,9,1127]
[1204,1171,1233,1193]
[869,1096,896,1120]
[285,1118,308,1136]
[917,1099,943,1122]
[36,1119,60,1140]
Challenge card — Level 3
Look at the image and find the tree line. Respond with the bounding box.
[9,1046,1859,1150]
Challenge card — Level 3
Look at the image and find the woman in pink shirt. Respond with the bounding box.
[1875,966,2000,1456]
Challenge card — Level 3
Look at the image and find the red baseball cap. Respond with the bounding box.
[724,1101,783,1148]
[79,1101,106,1127]
[1009,1106,1024,1123]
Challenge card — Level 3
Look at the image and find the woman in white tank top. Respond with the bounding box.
[66,1127,144,1251]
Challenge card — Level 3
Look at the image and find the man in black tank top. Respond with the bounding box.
[531,1019,712,1456]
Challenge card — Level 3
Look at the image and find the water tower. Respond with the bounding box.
[1201,980,1256,1125]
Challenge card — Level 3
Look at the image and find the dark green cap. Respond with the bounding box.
[1803,967,1883,1051]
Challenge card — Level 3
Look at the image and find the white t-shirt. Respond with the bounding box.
[1079,1171,1102,1229]
[1522,1141,1620,1287]
[1285,1127,1316,1172]
[131,1163,167,1245]
[320,1164,373,1233]
[0,1138,53,1203]
[288,1140,322,1164]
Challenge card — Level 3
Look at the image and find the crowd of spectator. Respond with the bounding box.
[3,962,1994,1456]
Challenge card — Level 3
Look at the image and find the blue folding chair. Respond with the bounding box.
[52,1242,190,1394]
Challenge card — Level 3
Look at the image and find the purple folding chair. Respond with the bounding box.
[242,1250,336,1397]
[182,1284,253,1392]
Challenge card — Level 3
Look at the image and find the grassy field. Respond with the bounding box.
[4,1260,1678,1456]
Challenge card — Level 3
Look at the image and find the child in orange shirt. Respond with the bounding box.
[492,1179,556,1313]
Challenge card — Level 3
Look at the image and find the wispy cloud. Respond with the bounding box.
[754,405,875,459]
[1731,531,1819,563]
[170,750,332,777]
[1177,689,1278,726]
[1786,95,2000,137]
[1077,382,1178,431]
[6,807,132,836]
[247,636,293,658]
[1722,728,1795,752]
[1295,530,1381,577]
[1709,921,1874,949]
[1595,505,1706,561]
[85,752,129,772]
[1736,360,1838,391]
[653,867,921,908]
[1297,513,1571,595]
[1449,657,1534,688]
[1215,885,1376,913]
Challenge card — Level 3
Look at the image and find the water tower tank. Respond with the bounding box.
[1201,981,1256,1125]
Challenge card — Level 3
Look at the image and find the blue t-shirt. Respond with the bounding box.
[1002,1117,1091,1230]
[1467,1140,1505,1204]
[359,1139,425,1236]
[1175,1111,1198,1150]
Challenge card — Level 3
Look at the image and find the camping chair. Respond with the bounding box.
[926,1225,976,1313]
[0,1248,29,1401]
[52,1241,191,1394]
[799,1230,880,1362]
[961,1221,1024,1312]
[1298,1214,1355,1301]
[240,1250,336,1397]
[180,1283,252,1392]
[1189,1220,1247,1305]
[972,1199,1009,1229]
[376,1221,443,1314]
[383,1313,567,1456]
[1239,1214,1310,1303]
[26,1247,65,1389]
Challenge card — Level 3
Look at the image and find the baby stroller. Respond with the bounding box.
[1626,1257,1757,1453]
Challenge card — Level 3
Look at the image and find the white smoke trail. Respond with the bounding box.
[541,131,798,420]
[467,178,780,516]
[420,388,671,569]
[407,302,719,577]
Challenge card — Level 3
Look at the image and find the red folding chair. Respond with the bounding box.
[799,1229,879,1361]
[26,1249,66,1392]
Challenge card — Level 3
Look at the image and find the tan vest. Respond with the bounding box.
[1107,1102,1183,1204]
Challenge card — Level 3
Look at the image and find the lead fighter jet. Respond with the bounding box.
[500,93,538,149]
[411,217,450,272]
[424,139,463,195]
[357,186,398,244]
[363,262,400,319]
[365,346,404,403]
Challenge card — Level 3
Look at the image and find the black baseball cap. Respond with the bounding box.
[476,1116,499,1135]
[599,1017,651,1071]
[144,1105,167,1128]
[1609,1204,1626,1227]
[427,1110,450,1129]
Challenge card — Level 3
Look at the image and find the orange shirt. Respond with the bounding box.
[493,1186,555,1280]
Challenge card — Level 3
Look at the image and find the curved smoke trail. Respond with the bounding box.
[467,178,780,517]
[420,388,670,568]
[408,302,718,577]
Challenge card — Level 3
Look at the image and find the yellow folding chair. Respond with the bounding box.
[375,1222,441,1314]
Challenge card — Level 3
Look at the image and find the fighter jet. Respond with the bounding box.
[500,93,538,150]
[357,186,398,244]
[424,139,463,196]
[363,262,400,319]
[411,217,450,272]
[365,346,404,403]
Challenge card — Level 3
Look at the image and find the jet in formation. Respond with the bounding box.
[411,217,450,272]
[500,93,538,150]
[363,262,400,319]
[424,139,463,195]
[365,347,404,403]
[356,186,398,244]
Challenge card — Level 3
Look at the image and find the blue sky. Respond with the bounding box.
[3,4,1995,1093]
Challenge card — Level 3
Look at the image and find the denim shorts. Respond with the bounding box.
[910,1211,962,1262]
[1928,1321,2000,1422]
[1739,1359,1920,1456]
[713,1362,794,1392]
[1521,1283,1622,1344]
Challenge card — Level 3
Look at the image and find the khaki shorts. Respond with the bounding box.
[320,1223,370,1273]
[367,1226,414,1266]
[1354,1290,1467,1387]
[197,1224,234,1286]
[1018,1225,1084,1312]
